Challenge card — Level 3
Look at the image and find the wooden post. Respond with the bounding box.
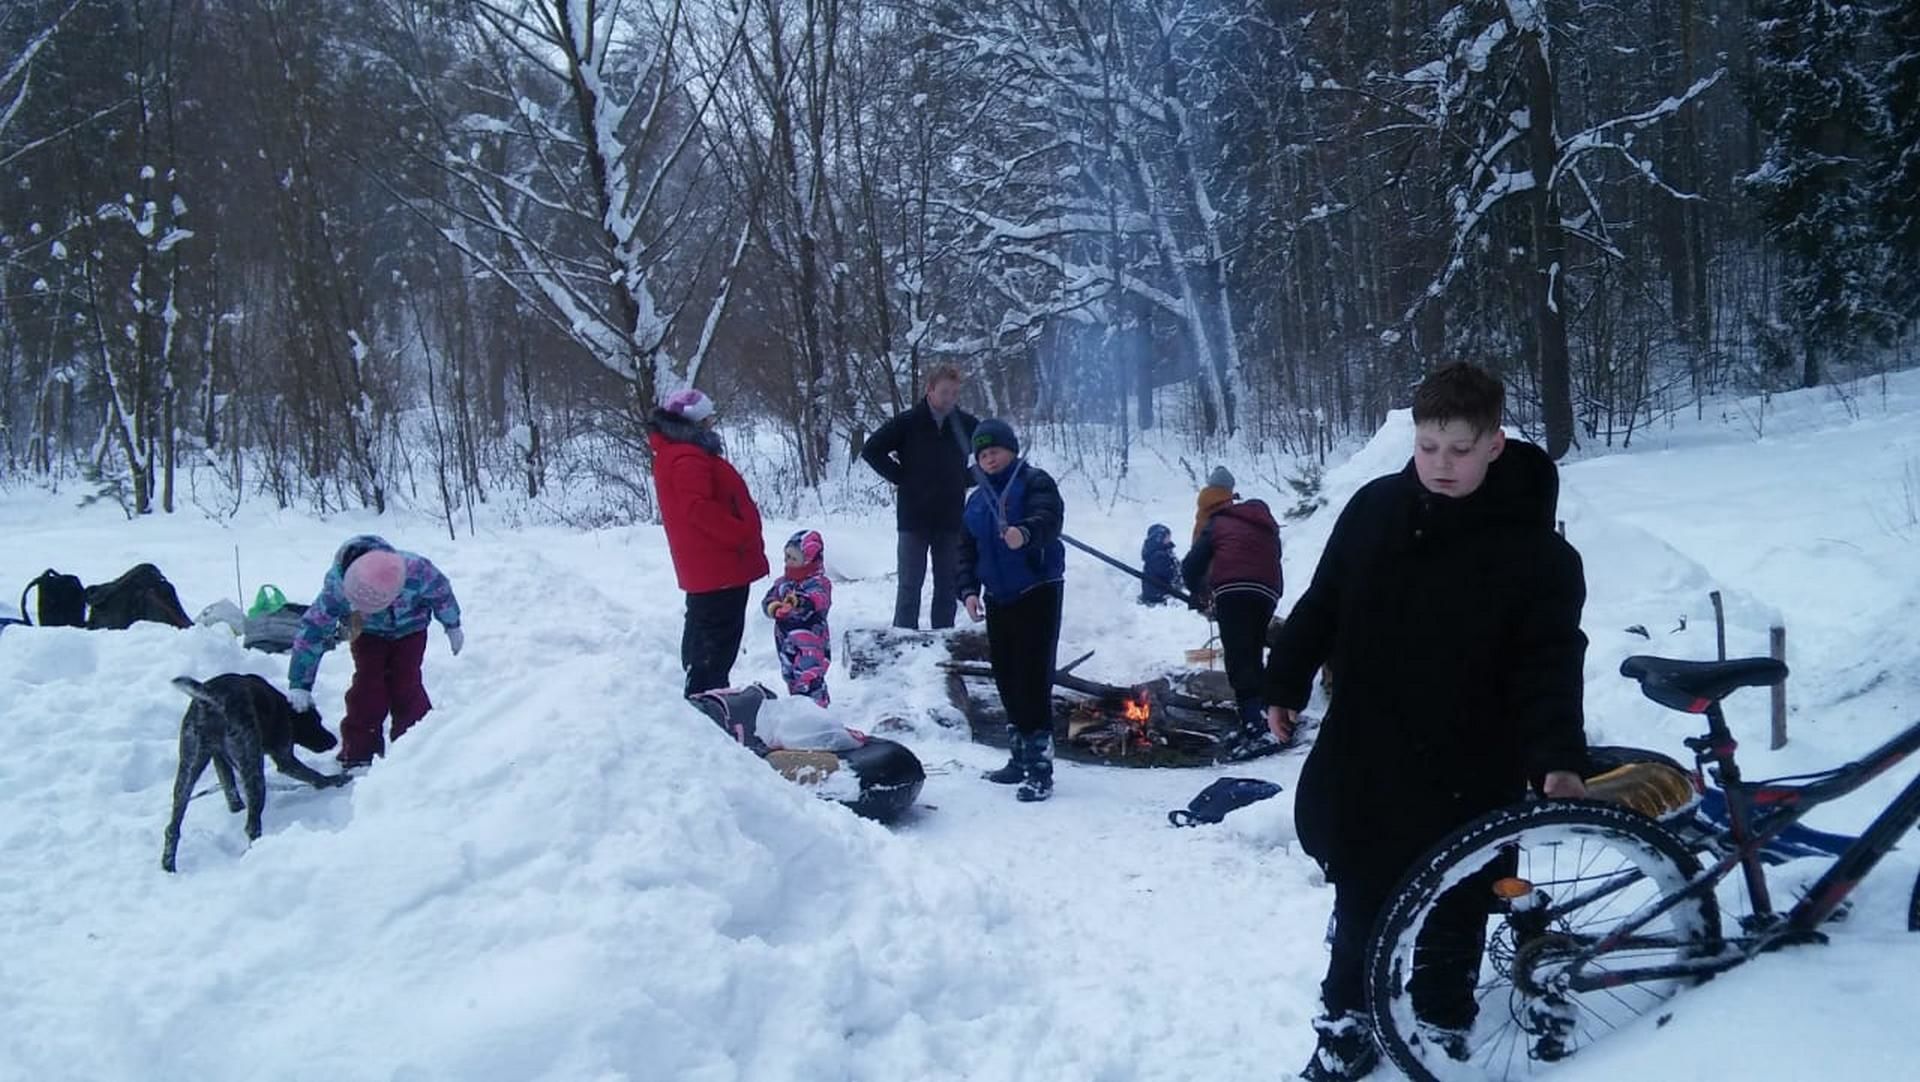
[1770,624,1788,749]
[1709,590,1726,660]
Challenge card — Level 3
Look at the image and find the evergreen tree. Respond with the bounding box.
[1744,0,1896,386]
[1876,0,1920,322]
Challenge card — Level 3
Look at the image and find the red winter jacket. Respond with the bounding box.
[650,423,770,593]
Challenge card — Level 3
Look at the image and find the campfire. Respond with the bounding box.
[1070,688,1159,756]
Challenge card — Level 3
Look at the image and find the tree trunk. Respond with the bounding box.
[1520,29,1575,459]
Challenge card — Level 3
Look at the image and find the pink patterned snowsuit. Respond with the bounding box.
[764,530,832,706]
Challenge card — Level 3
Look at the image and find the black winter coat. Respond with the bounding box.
[861,399,979,531]
[1264,440,1588,878]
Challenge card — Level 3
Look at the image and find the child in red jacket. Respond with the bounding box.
[649,388,770,696]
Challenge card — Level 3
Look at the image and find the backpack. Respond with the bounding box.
[19,570,87,627]
[1168,776,1284,827]
[83,563,193,630]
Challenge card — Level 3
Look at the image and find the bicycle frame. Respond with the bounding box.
[1555,702,1920,992]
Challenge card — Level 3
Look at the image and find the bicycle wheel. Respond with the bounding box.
[1367,800,1722,1081]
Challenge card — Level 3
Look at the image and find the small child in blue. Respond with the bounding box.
[763,529,832,706]
[1140,523,1179,605]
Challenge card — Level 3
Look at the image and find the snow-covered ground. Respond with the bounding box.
[2,372,1917,1081]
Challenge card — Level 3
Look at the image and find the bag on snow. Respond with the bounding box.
[83,563,193,630]
[19,569,87,627]
[1168,776,1284,827]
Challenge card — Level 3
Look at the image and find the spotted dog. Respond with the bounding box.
[161,674,351,873]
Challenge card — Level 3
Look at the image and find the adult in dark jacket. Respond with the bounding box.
[1182,494,1282,740]
[1262,363,1589,1082]
[649,388,770,697]
[956,418,1066,803]
[861,365,978,629]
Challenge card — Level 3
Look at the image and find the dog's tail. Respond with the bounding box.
[171,676,223,709]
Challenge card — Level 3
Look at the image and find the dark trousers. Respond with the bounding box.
[985,582,1063,736]
[1213,590,1277,707]
[894,528,960,629]
[341,630,431,762]
[682,586,750,697]
[1320,845,1504,1025]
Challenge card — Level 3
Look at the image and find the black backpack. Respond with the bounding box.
[19,570,87,627]
[83,563,193,630]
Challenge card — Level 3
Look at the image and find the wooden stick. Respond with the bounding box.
[1770,624,1788,749]
[1709,590,1726,660]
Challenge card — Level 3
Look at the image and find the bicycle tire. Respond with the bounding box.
[1366,800,1722,1081]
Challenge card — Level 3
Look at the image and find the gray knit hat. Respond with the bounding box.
[1206,465,1235,489]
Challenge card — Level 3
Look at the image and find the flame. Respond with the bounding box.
[1123,693,1151,723]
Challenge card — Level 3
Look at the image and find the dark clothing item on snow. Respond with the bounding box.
[648,409,770,595]
[1181,499,1282,606]
[1264,439,1587,880]
[338,628,431,764]
[861,397,979,533]
[957,459,1065,604]
[1167,776,1283,827]
[894,528,961,629]
[683,585,751,698]
[1138,525,1180,605]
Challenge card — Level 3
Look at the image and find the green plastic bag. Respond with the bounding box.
[248,584,288,618]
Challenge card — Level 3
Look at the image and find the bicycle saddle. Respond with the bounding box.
[1620,655,1788,713]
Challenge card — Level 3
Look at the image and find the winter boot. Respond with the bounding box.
[1223,698,1281,761]
[983,724,1026,784]
[1411,1020,1472,1063]
[1016,730,1054,802]
[1298,1011,1380,1082]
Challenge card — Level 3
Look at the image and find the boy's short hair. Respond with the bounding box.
[1412,362,1504,434]
[927,364,963,390]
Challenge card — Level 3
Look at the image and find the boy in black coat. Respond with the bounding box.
[1262,362,1589,1081]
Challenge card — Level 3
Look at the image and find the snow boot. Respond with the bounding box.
[1411,1020,1471,1063]
[1298,1011,1380,1082]
[1015,729,1053,802]
[984,724,1026,784]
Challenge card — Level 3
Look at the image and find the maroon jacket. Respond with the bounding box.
[1182,499,1282,602]
[649,416,770,594]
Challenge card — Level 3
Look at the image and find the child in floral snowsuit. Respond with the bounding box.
[763,529,832,706]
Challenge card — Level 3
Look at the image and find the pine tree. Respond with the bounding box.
[1744,0,1897,386]
[1877,0,1920,322]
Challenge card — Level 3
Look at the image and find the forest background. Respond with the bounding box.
[2,0,1915,525]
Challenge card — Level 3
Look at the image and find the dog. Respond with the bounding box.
[161,674,351,873]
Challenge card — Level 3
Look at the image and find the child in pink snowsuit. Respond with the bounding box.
[763,529,832,706]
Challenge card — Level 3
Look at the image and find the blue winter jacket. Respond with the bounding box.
[957,459,1065,603]
[288,535,461,691]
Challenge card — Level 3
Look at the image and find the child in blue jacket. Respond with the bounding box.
[1139,524,1179,605]
[957,419,1066,802]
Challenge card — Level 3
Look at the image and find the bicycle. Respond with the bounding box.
[1364,653,1920,1080]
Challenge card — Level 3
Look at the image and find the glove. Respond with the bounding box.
[446,625,464,656]
[286,688,314,713]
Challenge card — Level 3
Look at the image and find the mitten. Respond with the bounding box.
[446,625,464,656]
[286,688,314,712]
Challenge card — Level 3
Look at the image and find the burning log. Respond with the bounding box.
[939,659,1259,768]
